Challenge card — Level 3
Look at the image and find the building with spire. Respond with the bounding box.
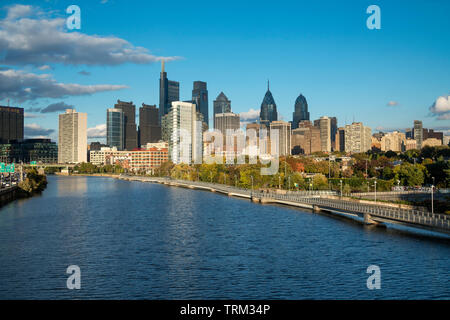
[292,94,309,129]
[159,60,180,123]
[260,81,277,128]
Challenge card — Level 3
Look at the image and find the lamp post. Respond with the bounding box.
[374,180,377,203]
[279,175,281,189]
[340,180,343,198]
[431,177,435,214]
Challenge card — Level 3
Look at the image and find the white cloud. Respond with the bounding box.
[87,124,106,138]
[24,123,54,138]
[38,65,52,71]
[429,95,450,121]
[239,108,260,121]
[0,4,180,66]
[0,69,128,102]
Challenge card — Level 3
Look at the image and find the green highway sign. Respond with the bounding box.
[0,163,15,173]
[30,161,37,165]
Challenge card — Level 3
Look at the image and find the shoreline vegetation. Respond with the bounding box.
[17,168,48,198]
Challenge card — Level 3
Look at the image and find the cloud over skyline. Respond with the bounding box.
[429,95,450,120]
[24,123,55,138]
[0,4,180,66]
[87,124,106,138]
[0,69,128,102]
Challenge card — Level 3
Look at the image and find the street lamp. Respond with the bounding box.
[279,175,281,189]
[340,180,343,198]
[374,180,377,203]
[431,177,435,214]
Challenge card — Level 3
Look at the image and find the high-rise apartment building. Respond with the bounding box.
[413,120,423,149]
[114,100,137,150]
[58,109,87,163]
[139,104,161,146]
[107,108,124,150]
[213,92,231,122]
[292,94,309,129]
[0,106,24,143]
[260,81,278,127]
[165,102,203,164]
[159,60,179,122]
[344,122,371,153]
[381,131,406,152]
[270,120,291,156]
[192,81,209,129]
[314,116,331,153]
[330,117,337,151]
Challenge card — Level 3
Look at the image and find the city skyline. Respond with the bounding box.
[0,1,449,142]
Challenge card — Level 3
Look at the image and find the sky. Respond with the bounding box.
[0,0,449,142]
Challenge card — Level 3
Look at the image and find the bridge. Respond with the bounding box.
[118,175,450,236]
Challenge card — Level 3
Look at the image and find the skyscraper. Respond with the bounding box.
[260,81,278,127]
[192,81,209,129]
[213,92,231,122]
[214,113,240,137]
[413,120,423,149]
[107,108,124,150]
[58,109,87,163]
[165,101,203,164]
[0,106,24,143]
[314,116,331,152]
[292,94,309,129]
[270,121,291,156]
[159,60,179,122]
[139,104,161,146]
[114,100,137,150]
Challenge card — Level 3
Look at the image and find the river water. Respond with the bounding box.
[0,176,448,299]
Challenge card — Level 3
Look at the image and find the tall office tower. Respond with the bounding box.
[165,101,203,164]
[58,109,87,163]
[291,120,321,155]
[260,81,278,128]
[270,120,291,156]
[330,117,337,151]
[139,104,161,146]
[335,127,345,152]
[106,108,124,150]
[159,60,180,122]
[114,100,137,150]
[192,81,209,129]
[314,116,331,152]
[0,106,24,143]
[413,120,423,149]
[213,92,231,123]
[214,113,240,137]
[344,122,372,153]
[292,94,309,129]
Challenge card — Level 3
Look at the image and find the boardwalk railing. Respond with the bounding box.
[120,175,450,233]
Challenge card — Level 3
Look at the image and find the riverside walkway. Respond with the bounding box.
[118,175,450,235]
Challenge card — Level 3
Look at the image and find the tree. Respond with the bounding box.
[394,163,425,186]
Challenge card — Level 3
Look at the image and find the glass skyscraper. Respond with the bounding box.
[107,108,124,150]
[292,94,309,129]
[159,60,180,123]
[192,81,209,129]
[260,81,278,127]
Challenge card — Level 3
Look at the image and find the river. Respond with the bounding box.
[0,176,448,299]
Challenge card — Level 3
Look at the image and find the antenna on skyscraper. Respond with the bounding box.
[7,99,10,107]
[267,79,269,91]
[161,59,165,73]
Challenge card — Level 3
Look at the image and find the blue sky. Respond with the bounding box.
[0,0,449,141]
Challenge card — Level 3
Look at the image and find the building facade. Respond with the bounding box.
[213,92,231,121]
[270,121,291,156]
[380,131,406,152]
[314,116,331,153]
[0,139,57,163]
[413,120,423,149]
[114,100,137,150]
[58,109,87,163]
[165,102,203,164]
[292,94,309,129]
[260,82,278,128]
[0,106,24,143]
[107,108,124,150]
[192,81,209,129]
[139,103,161,146]
[159,60,179,122]
[344,122,372,153]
